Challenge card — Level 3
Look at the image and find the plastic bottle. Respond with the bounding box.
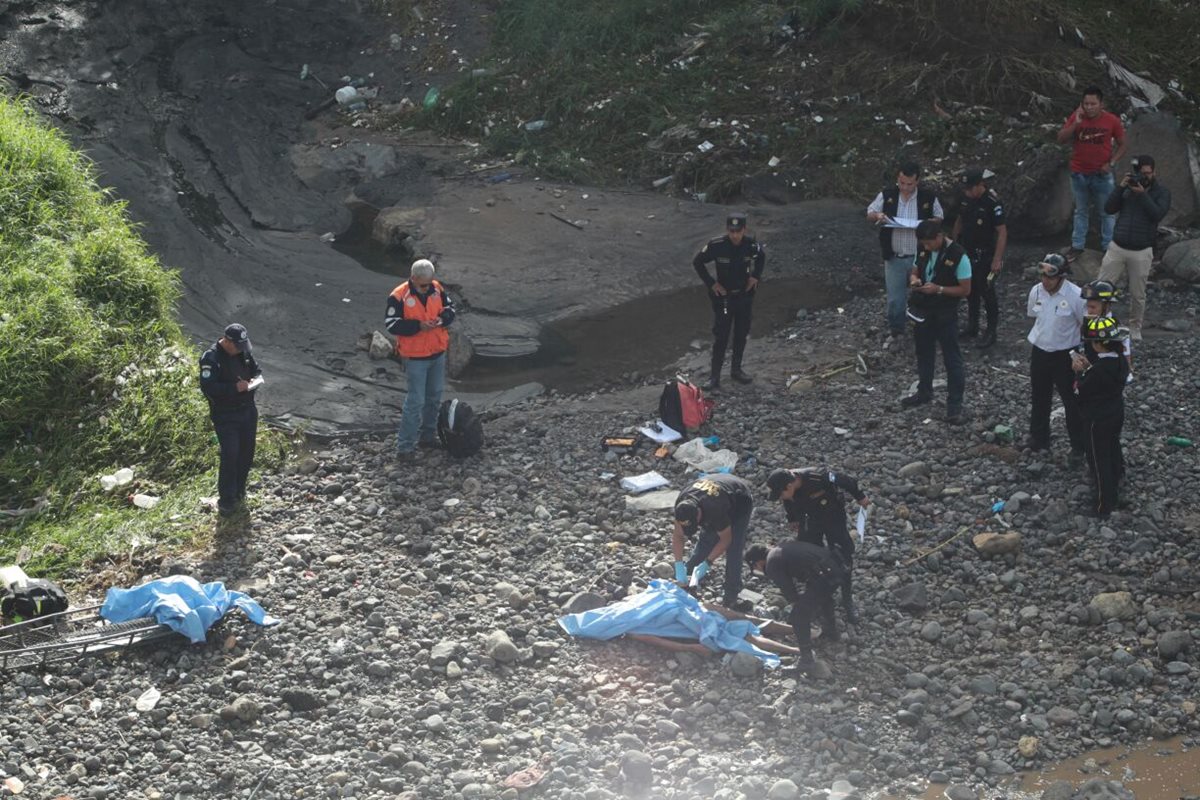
[335,86,359,106]
[1166,436,1193,447]
[422,87,439,110]
[703,435,719,446]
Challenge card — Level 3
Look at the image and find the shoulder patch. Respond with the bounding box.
[405,297,416,307]
[200,366,212,380]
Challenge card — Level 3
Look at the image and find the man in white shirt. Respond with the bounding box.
[1026,254,1088,462]
[866,162,944,342]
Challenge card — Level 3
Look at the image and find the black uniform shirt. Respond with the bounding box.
[763,540,845,603]
[199,342,262,410]
[1076,352,1128,420]
[957,190,1006,253]
[693,235,766,293]
[675,474,754,539]
[783,469,864,545]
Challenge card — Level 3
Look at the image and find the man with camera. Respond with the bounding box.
[900,220,972,424]
[1098,155,1171,341]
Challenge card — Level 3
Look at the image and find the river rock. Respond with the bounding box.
[620,750,652,784]
[1157,630,1193,660]
[893,582,929,612]
[1018,735,1039,757]
[1089,591,1136,620]
[973,532,1021,555]
[768,779,800,799]
[945,785,977,800]
[562,591,607,614]
[485,630,520,663]
[898,461,930,479]
[371,206,426,252]
[368,330,393,359]
[920,621,942,642]
[729,652,762,677]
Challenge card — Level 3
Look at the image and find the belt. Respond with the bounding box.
[894,254,915,259]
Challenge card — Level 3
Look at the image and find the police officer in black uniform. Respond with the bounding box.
[745,541,845,669]
[199,323,262,516]
[692,213,766,391]
[671,474,755,608]
[951,167,1008,349]
[766,467,869,624]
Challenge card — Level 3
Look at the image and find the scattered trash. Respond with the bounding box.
[652,175,673,189]
[601,434,642,455]
[99,466,135,492]
[673,438,738,473]
[135,686,161,712]
[697,140,715,153]
[89,697,102,714]
[504,754,552,790]
[524,119,548,132]
[992,424,1014,444]
[833,427,850,436]
[485,171,512,184]
[768,156,781,167]
[654,445,671,459]
[131,493,159,510]
[991,500,1006,514]
[702,435,719,446]
[334,86,360,106]
[619,471,670,494]
[549,211,585,231]
[639,422,682,444]
[443,498,461,508]
[624,489,680,512]
[1166,436,1193,448]
[299,64,310,81]
[471,67,493,78]
[422,86,440,110]
[319,232,336,243]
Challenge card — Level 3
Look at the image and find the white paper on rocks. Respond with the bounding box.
[638,422,682,443]
[855,507,868,544]
[672,438,738,473]
[619,471,670,494]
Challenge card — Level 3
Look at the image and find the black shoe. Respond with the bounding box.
[959,327,979,339]
[418,439,441,449]
[900,393,931,408]
[1066,248,1083,263]
[725,598,755,613]
[1024,438,1048,452]
[702,377,720,392]
[815,629,841,644]
[731,370,753,385]
[1068,449,1085,468]
[845,606,860,626]
[946,408,967,425]
[218,503,237,518]
[976,329,997,349]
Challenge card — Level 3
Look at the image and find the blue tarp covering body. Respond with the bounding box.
[100,575,280,644]
[557,579,779,666]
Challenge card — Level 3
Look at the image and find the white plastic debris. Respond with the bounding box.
[624,489,680,512]
[672,438,738,473]
[697,140,714,153]
[131,494,160,510]
[768,156,781,167]
[135,687,161,711]
[619,471,670,494]
[114,467,134,485]
[335,86,360,106]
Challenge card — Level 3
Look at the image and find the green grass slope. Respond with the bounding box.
[0,97,225,575]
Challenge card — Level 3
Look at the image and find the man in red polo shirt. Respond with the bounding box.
[1056,86,1126,260]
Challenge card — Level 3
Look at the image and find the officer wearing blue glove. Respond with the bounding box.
[671,474,755,608]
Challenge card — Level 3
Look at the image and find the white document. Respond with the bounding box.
[619,471,670,494]
[855,507,869,544]
[247,376,265,391]
[883,217,921,229]
[639,422,682,443]
[624,489,680,512]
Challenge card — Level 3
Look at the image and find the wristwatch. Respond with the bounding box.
[938,285,944,295]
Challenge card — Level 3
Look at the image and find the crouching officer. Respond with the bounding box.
[952,167,1007,349]
[693,212,766,391]
[766,467,869,624]
[745,541,845,670]
[671,474,755,608]
[199,323,262,516]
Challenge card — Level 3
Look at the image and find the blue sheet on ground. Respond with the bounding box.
[100,575,280,644]
[557,579,779,666]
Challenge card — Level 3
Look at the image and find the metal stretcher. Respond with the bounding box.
[0,604,177,671]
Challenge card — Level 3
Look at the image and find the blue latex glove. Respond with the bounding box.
[674,561,687,583]
[690,561,710,587]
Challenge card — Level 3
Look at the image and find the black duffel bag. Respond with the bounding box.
[1,578,69,621]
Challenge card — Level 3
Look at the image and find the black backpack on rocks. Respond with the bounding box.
[437,398,484,458]
[1,578,69,621]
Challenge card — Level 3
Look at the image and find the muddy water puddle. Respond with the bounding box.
[454,279,848,392]
[896,736,1200,800]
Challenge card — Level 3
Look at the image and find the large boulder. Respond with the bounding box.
[1003,146,1075,238]
[372,207,426,254]
[446,329,475,378]
[1089,591,1137,621]
[1162,238,1200,283]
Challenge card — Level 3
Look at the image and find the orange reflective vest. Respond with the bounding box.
[390,280,450,358]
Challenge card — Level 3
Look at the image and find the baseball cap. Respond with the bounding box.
[726,213,747,231]
[674,499,700,524]
[224,323,252,353]
[766,468,795,501]
[960,167,986,187]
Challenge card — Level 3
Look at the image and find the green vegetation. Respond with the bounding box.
[421,0,1199,197]
[0,97,282,576]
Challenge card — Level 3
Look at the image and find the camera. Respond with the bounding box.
[1126,158,1150,188]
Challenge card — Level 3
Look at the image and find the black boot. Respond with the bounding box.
[702,375,720,392]
[959,322,979,338]
[731,369,753,385]
[976,327,997,349]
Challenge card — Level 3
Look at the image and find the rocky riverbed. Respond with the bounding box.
[3,274,1199,800]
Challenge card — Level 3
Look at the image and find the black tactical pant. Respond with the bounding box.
[965,249,998,332]
[212,404,257,511]
[710,291,754,376]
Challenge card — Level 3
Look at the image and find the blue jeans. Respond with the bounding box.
[685,500,751,606]
[884,255,915,334]
[397,353,446,452]
[1070,171,1115,250]
[913,311,965,413]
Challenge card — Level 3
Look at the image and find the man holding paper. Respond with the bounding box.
[866,162,944,342]
[199,323,263,516]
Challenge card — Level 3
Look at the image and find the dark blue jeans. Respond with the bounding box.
[913,311,965,412]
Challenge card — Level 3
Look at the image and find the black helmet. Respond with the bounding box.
[1038,254,1070,278]
[1081,316,1123,342]
[1081,280,1118,302]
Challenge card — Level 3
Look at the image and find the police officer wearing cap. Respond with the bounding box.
[767,467,868,624]
[692,212,765,391]
[199,324,262,516]
[1026,254,1087,460]
[671,473,755,608]
[951,167,1007,349]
